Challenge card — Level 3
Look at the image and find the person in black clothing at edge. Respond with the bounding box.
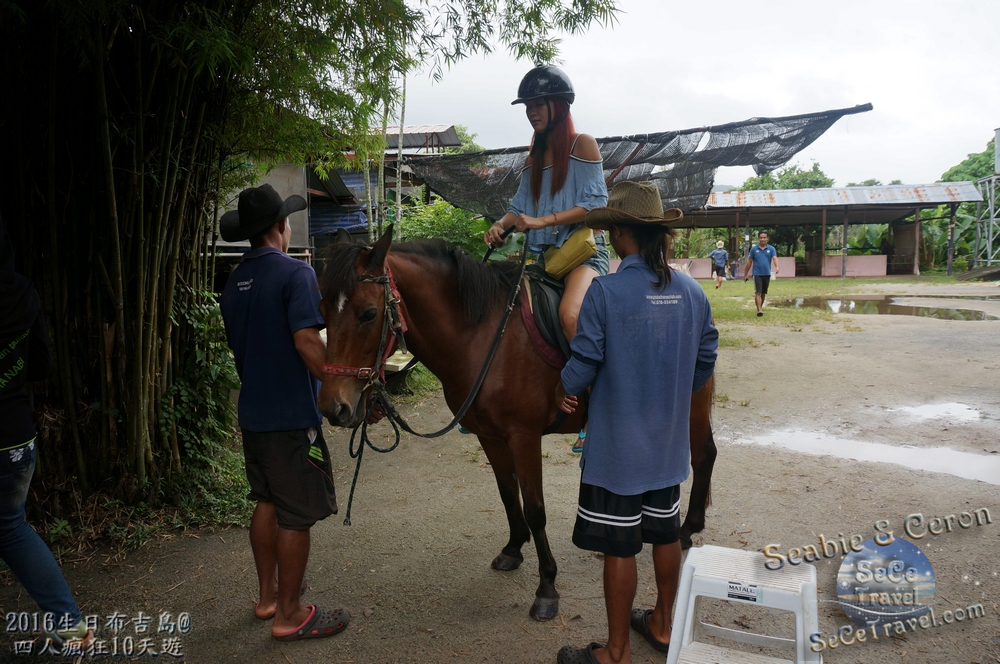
[0,217,94,654]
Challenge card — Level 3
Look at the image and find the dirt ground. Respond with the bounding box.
[1,280,998,664]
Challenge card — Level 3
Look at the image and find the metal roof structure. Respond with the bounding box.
[383,125,461,151]
[681,182,983,228]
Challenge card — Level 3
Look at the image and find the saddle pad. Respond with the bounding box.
[518,264,572,368]
[520,288,565,369]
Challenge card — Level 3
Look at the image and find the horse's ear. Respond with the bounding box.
[334,228,353,244]
[365,224,393,272]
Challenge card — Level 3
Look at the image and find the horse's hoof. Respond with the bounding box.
[491,552,523,571]
[679,532,694,550]
[529,596,559,621]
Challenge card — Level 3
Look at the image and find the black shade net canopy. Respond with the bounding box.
[404,104,873,220]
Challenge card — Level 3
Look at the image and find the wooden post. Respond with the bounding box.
[914,207,921,275]
[745,209,752,279]
[732,212,739,276]
[946,203,957,275]
[841,206,849,279]
[821,207,827,276]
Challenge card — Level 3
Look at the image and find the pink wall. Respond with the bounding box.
[821,254,887,277]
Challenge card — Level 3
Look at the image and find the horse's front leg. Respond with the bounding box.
[509,432,559,621]
[478,435,531,571]
[680,376,717,549]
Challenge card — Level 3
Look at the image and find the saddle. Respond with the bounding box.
[519,264,572,368]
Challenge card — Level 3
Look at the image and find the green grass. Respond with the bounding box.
[397,363,442,402]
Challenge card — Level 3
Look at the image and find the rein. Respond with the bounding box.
[333,245,528,525]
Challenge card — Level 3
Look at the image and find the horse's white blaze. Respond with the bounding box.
[336,292,347,313]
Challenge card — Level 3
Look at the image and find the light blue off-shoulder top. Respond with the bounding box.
[507,155,608,254]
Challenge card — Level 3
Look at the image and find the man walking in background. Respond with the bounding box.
[744,231,778,316]
[220,184,349,642]
[709,240,728,289]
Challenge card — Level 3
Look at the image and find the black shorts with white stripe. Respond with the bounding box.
[571,483,681,557]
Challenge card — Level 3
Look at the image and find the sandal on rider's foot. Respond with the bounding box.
[556,642,603,664]
[571,430,585,454]
[272,605,350,641]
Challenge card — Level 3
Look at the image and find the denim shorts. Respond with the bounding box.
[579,232,610,276]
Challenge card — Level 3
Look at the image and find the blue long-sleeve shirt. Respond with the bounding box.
[561,255,718,495]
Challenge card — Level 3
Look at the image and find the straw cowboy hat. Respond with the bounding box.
[220,183,306,242]
[585,181,683,230]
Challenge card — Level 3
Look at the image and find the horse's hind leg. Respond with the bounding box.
[681,376,717,550]
[509,433,559,621]
[478,435,531,571]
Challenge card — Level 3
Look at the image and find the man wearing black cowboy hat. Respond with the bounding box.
[555,182,718,664]
[219,183,349,641]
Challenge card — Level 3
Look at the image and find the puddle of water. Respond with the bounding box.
[895,294,1000,301]
[774,296,999,320]
[736,429,1000,485]
[890,403,980,422]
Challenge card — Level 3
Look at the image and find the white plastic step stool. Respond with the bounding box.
[666,545,821,664]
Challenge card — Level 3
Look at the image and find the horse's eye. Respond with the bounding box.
[358,308,377,324]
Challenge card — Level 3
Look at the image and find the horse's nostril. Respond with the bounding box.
[332,402,353,426]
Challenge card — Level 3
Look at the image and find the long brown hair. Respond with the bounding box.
[529,97,574,202]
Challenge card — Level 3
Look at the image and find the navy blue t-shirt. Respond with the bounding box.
[220,247,325,432]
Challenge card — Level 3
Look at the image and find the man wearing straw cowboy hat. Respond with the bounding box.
[555,181,718,664]
[219,183,349,642]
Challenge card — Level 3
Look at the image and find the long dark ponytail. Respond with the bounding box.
[630,224,676,288]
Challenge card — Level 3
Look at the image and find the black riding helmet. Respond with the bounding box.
[511,65,575,106]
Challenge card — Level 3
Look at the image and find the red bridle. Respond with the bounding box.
[321,264,408,385]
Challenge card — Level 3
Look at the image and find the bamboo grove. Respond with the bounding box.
[0,0,617,505]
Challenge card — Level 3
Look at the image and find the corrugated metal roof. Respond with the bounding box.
[383,125,461,149]
[705,182,982,209]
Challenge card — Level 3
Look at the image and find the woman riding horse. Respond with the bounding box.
[484,64,609,343]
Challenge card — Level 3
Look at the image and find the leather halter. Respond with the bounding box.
[321,264,408,386]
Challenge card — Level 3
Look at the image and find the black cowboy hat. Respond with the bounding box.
[220,183,306,242]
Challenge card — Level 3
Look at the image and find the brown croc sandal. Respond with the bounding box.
[273,605,350,641]
[556,642,603,664]
[630,608,670,654]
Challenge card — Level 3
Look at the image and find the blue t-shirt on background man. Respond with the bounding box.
[748,243,777,276]
[221,247,325,432]
[709,248,728,267]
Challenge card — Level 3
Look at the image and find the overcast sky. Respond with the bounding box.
[403,0,999,188]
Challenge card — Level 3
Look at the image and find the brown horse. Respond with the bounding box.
[316,229,716,622]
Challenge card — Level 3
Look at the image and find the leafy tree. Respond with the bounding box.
[740,162,834,191]
[446,125,486,154]
[739,162,835,256]
[400,200,490,256]
[940,139,995,183]
[0,0,618,507]
[919,138,997,272]
[847,179,882,186]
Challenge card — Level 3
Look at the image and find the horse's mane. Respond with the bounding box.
[319,239,522,327]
